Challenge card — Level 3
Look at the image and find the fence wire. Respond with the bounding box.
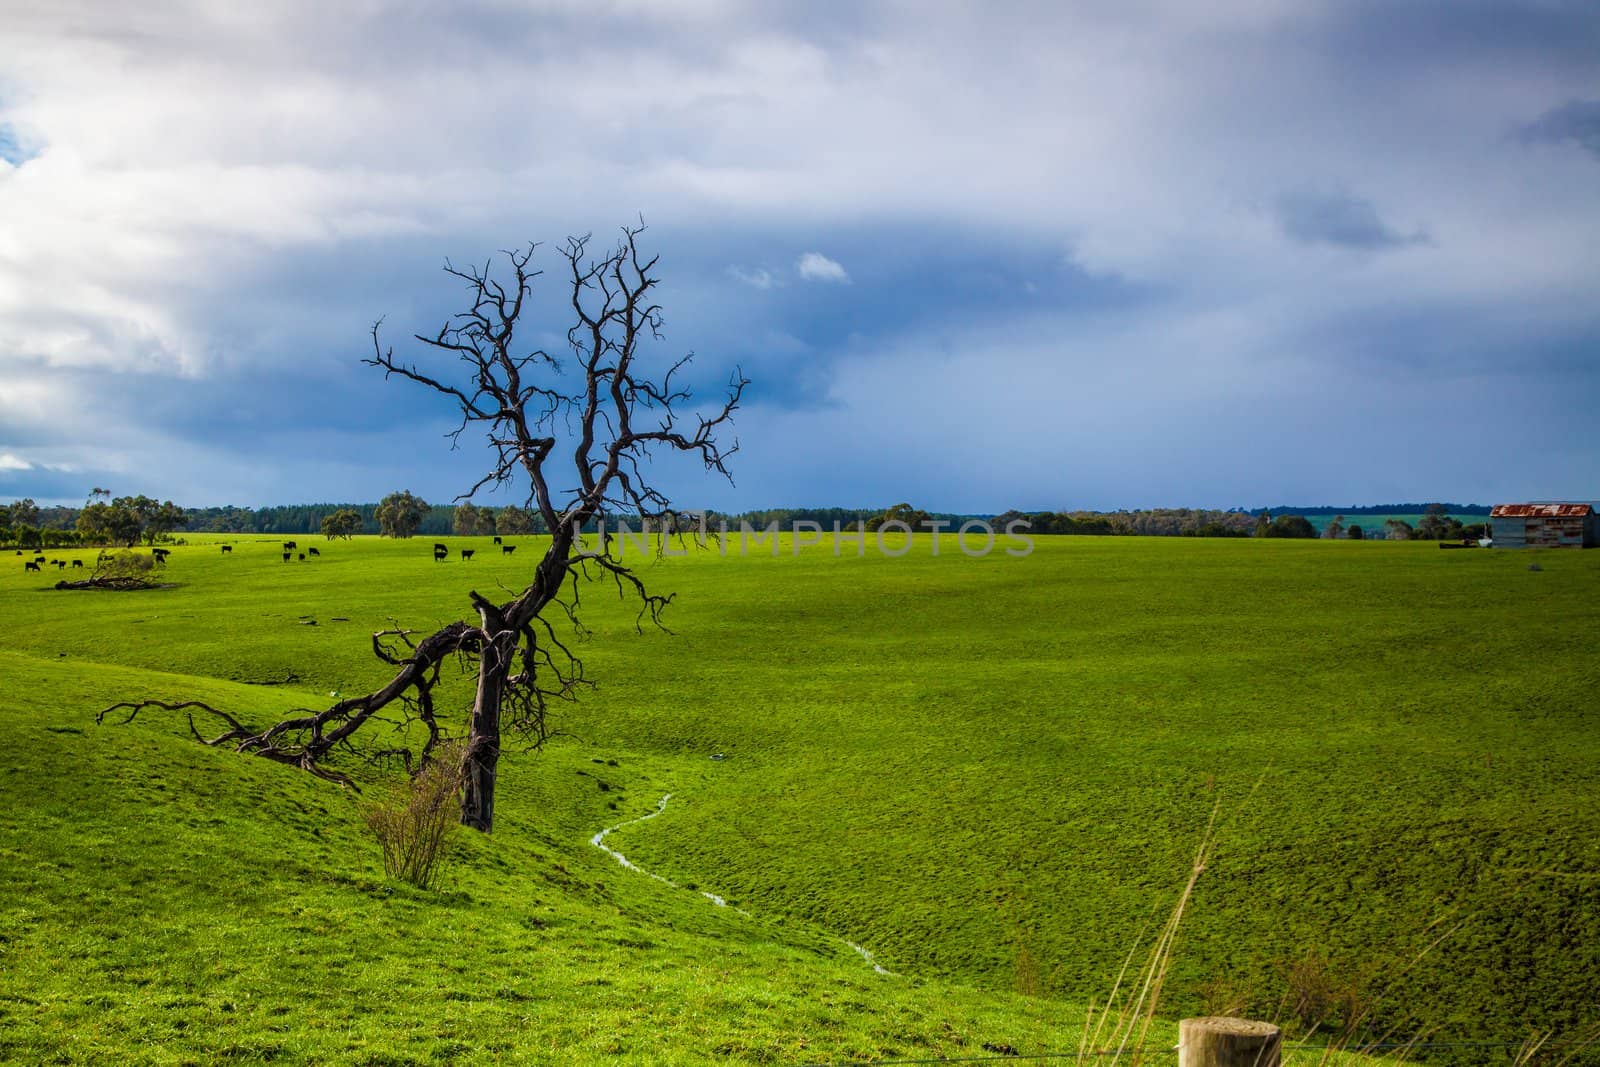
[798,1037,1595,1067]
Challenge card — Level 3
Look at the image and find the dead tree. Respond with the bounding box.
[102,224,745,832]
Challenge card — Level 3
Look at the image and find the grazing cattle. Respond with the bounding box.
[433,544,448,561]
[308,547,320,556]
[298,553,306,561]
[283,541,297,550]
[71,560,83,568]
[34,556,45,563]
[282,552,291,562]
[502,544,516,556]
[460,549,475,561]
[493,536,502,545]
[24,561,39,572]
[152,548,170,561]
[221,545,232,554]
[52,560,66,568]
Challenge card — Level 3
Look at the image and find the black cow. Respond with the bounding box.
[298,553,306,561]
[221,545,232,554]
[493,536,502,545]
[152,548,170,561]
[34,556,45,563]
[433,543,448,561]
[282,552,291,562]
[52,560,66,568]
[24,561,39,572]
[502,544,516,556]
[71,560,83,568]
[308,547,320,556]
[460,549,475,561]
[283,541,297,550]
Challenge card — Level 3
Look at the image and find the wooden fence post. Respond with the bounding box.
[1179,1017,1282,1067]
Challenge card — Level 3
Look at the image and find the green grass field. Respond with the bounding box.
[1,533,1597,1064]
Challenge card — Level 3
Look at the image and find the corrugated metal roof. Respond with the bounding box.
[1490,503,1593,518]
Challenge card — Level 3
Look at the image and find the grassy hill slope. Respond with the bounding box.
[1,534,1596,1061]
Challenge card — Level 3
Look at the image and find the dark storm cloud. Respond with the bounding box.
[1312,0,1600,76]
[1275,191,1428,250]
[1,1,1597,508]
[654,221,1158,411]
[1518,99,1600,159]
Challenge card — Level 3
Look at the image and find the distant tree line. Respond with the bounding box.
[993,503,1491,540]
[1370,504,1489,542]
[0,492,186,549]
[1263,502,1491,516]
[995,508,1261,537]
[0,494,1496,545]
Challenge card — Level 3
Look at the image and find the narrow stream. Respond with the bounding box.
[590,792,894,976]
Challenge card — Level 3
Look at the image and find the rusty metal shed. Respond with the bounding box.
[1489,503,1598,548]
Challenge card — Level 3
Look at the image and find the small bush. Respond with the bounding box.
[363,745,465,889]
[98,551,158,580]
[1283,949,1365,1035]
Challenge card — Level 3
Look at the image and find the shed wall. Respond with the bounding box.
[1491,516,1527,547]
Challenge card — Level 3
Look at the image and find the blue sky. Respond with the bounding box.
[0,0,1596,512]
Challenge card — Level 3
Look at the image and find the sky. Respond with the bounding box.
[0,0,1596,513]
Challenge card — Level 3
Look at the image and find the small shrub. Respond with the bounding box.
[98,551,158,580]
[363,744,465,889]
[1283,949,1365,1035]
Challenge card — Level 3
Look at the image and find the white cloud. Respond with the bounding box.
[0,453,33,472]
[796,252,849,283]
[728,265,777,289]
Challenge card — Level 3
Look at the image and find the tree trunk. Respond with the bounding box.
[460,604,515,832]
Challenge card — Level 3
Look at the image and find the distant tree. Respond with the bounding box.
[142,499,187,544]
[1323,515,1345,540]
[866,502,934,533]
[495,504,534,535]
[375,490,429,538]
[1383,519,1414,541]
[1265,514,1317,539]
[73,494,183,546]
[452,502,483,537]
[1347,524,1364,541]
[78,500,140,546]
[321,508,364,539]
[1414,504,1447,540]
[9,498,39,528]
[1254,512,1272,538]
[1194,521,1249,538]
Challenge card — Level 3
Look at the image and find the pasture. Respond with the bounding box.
[1,533,1597,1063]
